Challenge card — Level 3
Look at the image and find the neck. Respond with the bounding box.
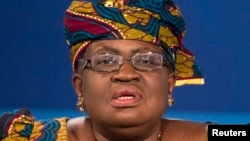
[91,120,162,141]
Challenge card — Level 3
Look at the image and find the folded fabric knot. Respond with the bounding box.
[64,0,205,86]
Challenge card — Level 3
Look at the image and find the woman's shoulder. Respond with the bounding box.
[161,118,208,141]
[0,108,69,140]
[163,117,209,127]
[67,116,94,141]
[67,117,209,141]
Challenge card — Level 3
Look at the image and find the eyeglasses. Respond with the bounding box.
[79,52,168,72]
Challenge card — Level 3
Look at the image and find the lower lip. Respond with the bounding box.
[111,96,142,108]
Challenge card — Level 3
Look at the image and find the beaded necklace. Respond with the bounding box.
[156,131,162,141]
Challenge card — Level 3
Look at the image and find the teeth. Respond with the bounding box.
[118,96,134,100]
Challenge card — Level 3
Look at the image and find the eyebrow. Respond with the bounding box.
[97,46,120,54]
[93,45,157,54]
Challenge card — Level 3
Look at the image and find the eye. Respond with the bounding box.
[96,56,115,64]
[132,52,163,70]
[140,56,155,64]
[134,55,156,65]
[92,54,119,67]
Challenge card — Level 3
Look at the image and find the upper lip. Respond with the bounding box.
[112,85,143,100]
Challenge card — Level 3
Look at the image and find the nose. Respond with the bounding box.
[111,61,140,83]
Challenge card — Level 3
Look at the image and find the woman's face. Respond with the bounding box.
[73,40,176,127]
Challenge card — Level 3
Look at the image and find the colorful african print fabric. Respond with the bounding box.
[0,109,68,141]
[64,0,205,86]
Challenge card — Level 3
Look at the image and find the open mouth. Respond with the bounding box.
[111,86,142,108]
[117,95,135,100]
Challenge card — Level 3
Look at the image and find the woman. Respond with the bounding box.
[0,0,207,140]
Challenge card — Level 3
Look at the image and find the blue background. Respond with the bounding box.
[0,0,249,123]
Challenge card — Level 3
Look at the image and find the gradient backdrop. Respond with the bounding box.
[0,0,249,123]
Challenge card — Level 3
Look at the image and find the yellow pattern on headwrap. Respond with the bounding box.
[64,0,205,86]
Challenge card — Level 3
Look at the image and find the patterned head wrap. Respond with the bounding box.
[64,0,204,86]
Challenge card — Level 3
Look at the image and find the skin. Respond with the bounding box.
[67,40,208,141]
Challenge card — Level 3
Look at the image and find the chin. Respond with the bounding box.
[106,111,150,126]
[111,117,145,128]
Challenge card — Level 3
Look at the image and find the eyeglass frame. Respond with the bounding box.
[77,51,172,73]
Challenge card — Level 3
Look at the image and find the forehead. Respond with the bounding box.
[85,39,164,56]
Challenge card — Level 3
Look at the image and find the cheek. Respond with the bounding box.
[83,83,103,98]
[82,72,108,93]
[144,73,169,105]
[146,71,169,93]
[81,73,111,108]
